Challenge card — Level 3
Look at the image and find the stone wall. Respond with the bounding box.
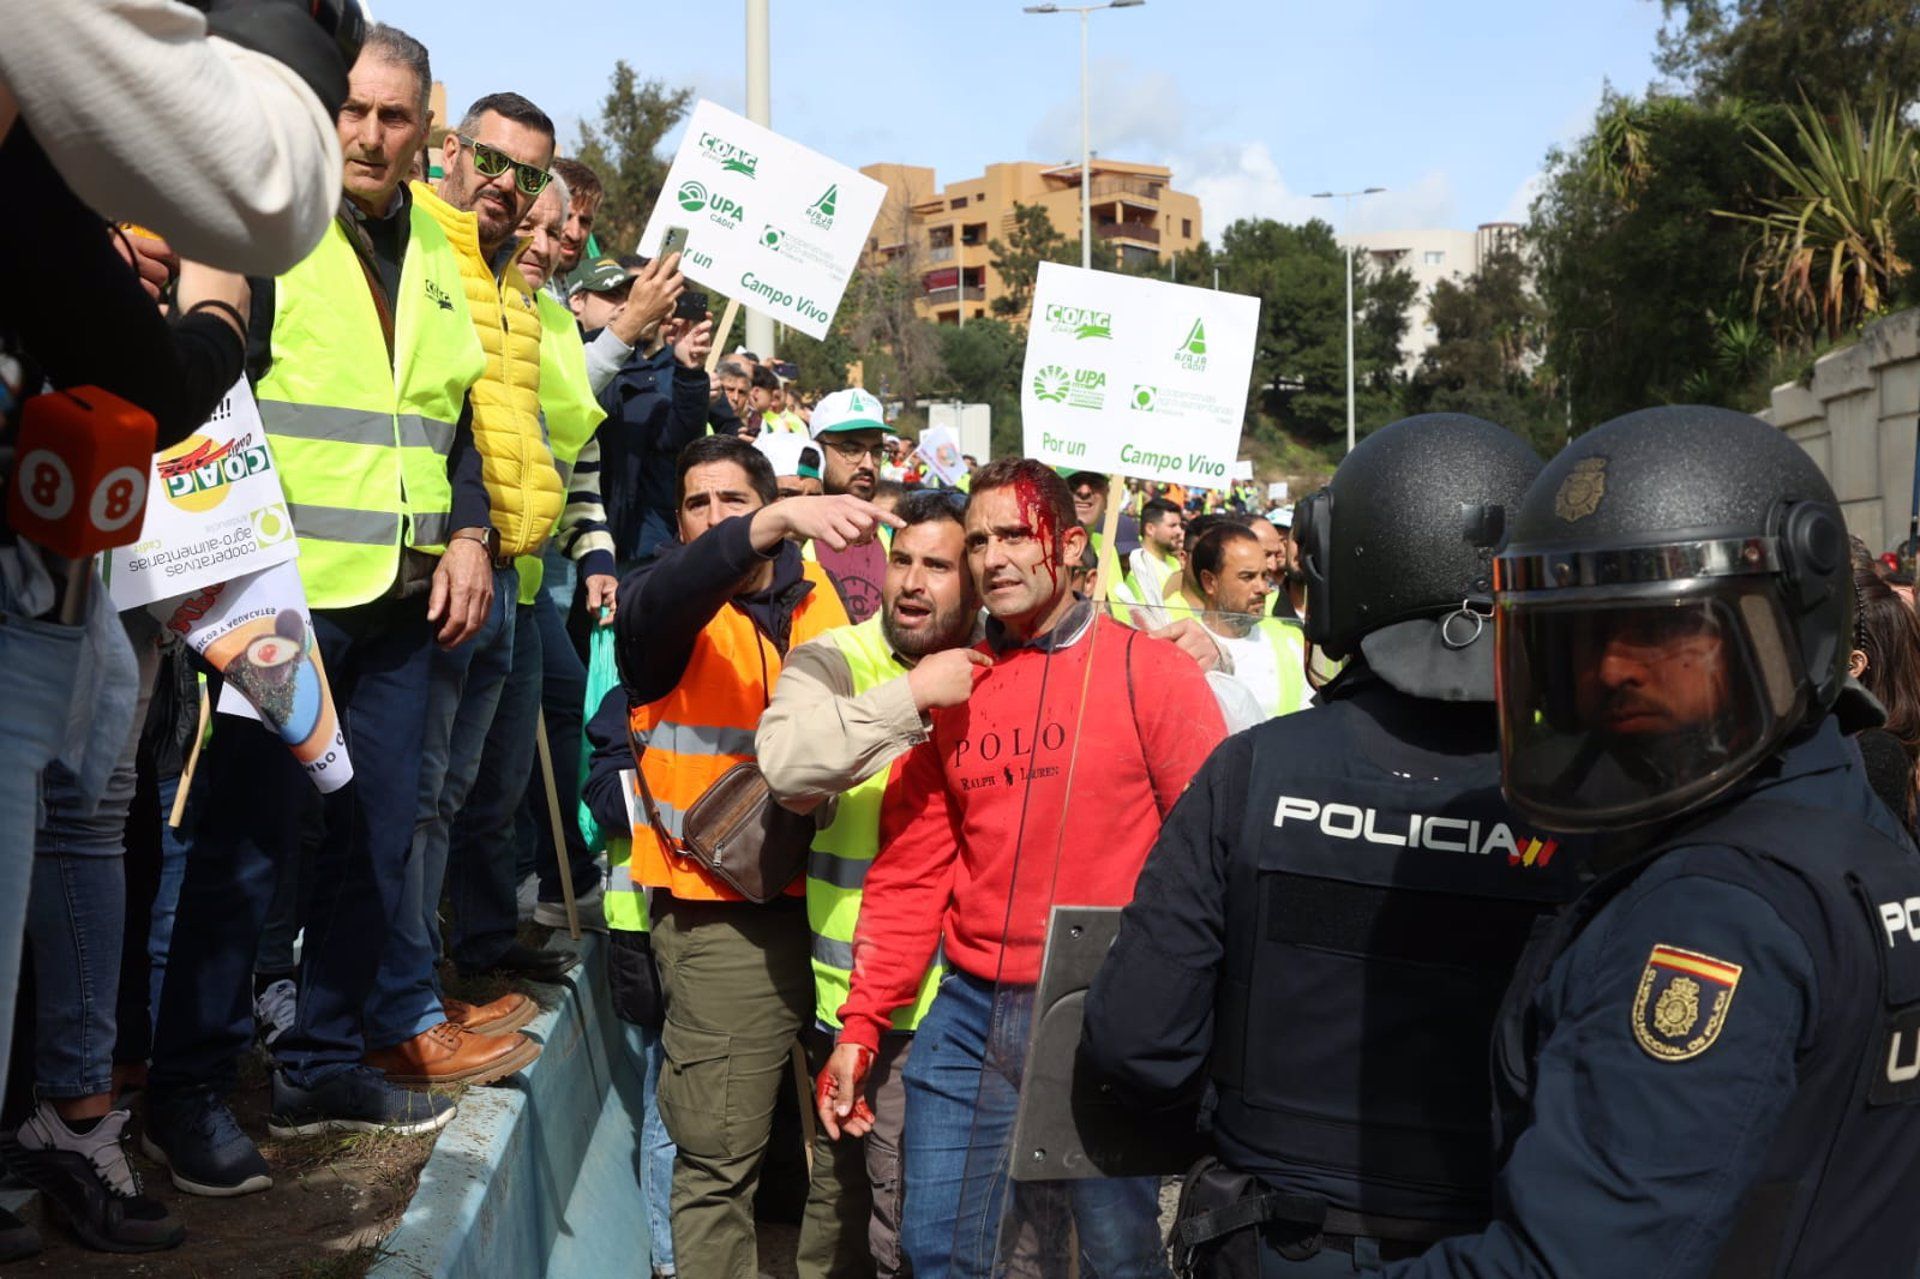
[1761,308,1920,553]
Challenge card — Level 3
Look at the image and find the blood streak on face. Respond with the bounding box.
[1010,473,1061,592]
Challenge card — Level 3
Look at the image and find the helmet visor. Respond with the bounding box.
[1495,584,1802,830]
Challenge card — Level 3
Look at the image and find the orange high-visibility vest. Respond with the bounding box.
[625,560,848,901]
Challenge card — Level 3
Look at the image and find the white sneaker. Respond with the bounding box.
[253,978,297,1047]
[515,872,541,924]
[533,883,607,933]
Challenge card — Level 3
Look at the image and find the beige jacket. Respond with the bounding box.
[755,637,928,816]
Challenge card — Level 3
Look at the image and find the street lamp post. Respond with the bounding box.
[745,0,774,360]
[1023,1,1144,271]
[1311,186,1385,454]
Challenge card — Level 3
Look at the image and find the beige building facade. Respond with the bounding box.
[1343,222,1524,370]
[861,158,1203,323]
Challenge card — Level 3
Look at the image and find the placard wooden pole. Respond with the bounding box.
[704,298,743,375]
[534,715,582,942]
[1090,474,1127,604]
[168,682,211,830]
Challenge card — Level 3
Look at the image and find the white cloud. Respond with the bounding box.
[1028,58,1191,163]
[1495,170,1545,225]
[1165,142,1460,239]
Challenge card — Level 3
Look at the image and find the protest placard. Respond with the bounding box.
[637,100,886,340]
[107,379,297,611]
[915,423,968,487]
[155,559,353,793]
[1021,263,1260,488]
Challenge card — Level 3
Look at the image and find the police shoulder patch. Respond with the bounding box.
[1632,944,1742,1061]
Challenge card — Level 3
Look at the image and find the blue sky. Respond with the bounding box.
[370,0,1667,237]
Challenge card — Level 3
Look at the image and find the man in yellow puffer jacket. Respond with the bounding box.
[366,91,575,1087]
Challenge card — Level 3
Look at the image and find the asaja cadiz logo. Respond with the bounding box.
[806,184,838,229]
[1174,318,1207,371]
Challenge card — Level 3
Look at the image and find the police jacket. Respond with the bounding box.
[1082,667,1581,1229]
[1387,717,1920,1278]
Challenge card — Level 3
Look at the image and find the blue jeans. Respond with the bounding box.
[147,771,195,1032]
[446,602,543,969]
[152,596,434,1090]
[620,1021,677,1275]
[542,545,576,618]
[363,567,515,1050]
[29,619,159,1098]
[527,587,598,903]
[901,971,1169,1279]
[0,611,88,1104]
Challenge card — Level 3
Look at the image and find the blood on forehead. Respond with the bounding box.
[1008,474,1063,593]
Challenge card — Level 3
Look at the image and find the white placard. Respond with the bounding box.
[155,559,353,793]
[1021,263,1259,487]
[107,380,297,611]
[1231,459,1255,481]
[915,424,968,487]
[638,100,886,340]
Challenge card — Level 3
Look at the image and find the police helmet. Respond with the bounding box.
[1296,413,1542,701]
[1493,405,1850,831]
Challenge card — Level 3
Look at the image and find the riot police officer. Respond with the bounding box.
[1081,413,1579,1273]
[1377,406,1920,1276]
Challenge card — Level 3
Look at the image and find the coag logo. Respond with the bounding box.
[424,280,454,312]
[698,132,759,178]
[806,184,837,230]
[1032,365,1070,403]
[1043,303,1113,340]
[157,433,274,514]
[1174,317,1207,371]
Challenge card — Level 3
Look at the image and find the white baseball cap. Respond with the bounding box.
[808,387,887,440]
[753,431,822,479]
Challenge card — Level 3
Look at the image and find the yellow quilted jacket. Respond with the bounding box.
[411,181,563,557]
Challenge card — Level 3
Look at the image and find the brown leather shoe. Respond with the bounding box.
[364,1022,541,1088]
[444,993,538,1037]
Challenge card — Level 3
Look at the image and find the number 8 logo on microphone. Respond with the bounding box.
[17,449,75,522]
[90,466,147,534]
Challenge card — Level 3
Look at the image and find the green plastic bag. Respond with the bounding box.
[578,623,621,852]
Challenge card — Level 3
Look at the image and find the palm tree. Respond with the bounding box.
[1720,95,1919,340]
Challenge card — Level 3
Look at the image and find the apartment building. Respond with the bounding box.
[1340,222,1524,369]
[861,158,1204,323]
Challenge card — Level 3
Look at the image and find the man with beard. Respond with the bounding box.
[1190,522,1309,720]
[759,489,986,1278]
[548,156,602,289]
[806,388,894,623]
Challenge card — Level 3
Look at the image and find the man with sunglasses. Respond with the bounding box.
[360,91,571,1089]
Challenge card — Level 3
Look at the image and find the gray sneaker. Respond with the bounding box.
[533,882,607,932]
[4,1103,184,1252]
[253,978,297,1047]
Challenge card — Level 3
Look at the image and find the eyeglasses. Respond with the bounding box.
[823,439,885,462]
[456,134,552,196]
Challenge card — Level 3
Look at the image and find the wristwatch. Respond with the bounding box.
[450,526,500,560]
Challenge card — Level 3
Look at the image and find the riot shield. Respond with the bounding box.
[926,603,1306,1278]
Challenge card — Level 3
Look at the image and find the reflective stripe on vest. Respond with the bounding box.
[517,292,609,604]
[602,836,652,932]
[608,560,851,903]
[808,615,943,1030]
[256,208,485,610]
[1257,617,1310,719]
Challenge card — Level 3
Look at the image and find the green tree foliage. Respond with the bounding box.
[1655,0,1920,107]
[987,203,1077,318]
[574,63,692,255]
[1720,95,1920,339]
[1408,248,1563,454]
[1529,93,1790,425]
[937,318,1026,457]
[1210,218,1413,446]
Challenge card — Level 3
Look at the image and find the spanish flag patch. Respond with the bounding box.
[1631,944,1742,1062]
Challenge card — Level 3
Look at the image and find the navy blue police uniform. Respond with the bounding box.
[1383,716,1920,1277]
[1084,667,1584,1270]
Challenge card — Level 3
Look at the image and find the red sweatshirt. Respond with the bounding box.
[837,605,1227,1053]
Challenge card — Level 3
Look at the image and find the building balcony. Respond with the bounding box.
[924,286,987,304]
[1095,221,1161,245]
[928,244,956,262]
[1090,175,1163,202]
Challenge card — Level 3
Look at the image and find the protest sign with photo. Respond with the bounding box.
[107,379,297,611]
[637,100,886,340]
[915,423,968,487]
[155,559,353,793]
[1021,263,1260,488]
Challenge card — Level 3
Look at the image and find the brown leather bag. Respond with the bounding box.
[634,753,812,905]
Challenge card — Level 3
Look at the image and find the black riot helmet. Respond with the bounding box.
[1493,405,1851,832]
[1296,413,1542,701]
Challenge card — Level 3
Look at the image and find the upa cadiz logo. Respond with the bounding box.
[1032,365,1071,403]
[679,180,745,229]
[1043,303,1113,341]
[806,184,838,230]
[697,131,758,177]
[1555,455,1607,522]
[1174,317,1207,371]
